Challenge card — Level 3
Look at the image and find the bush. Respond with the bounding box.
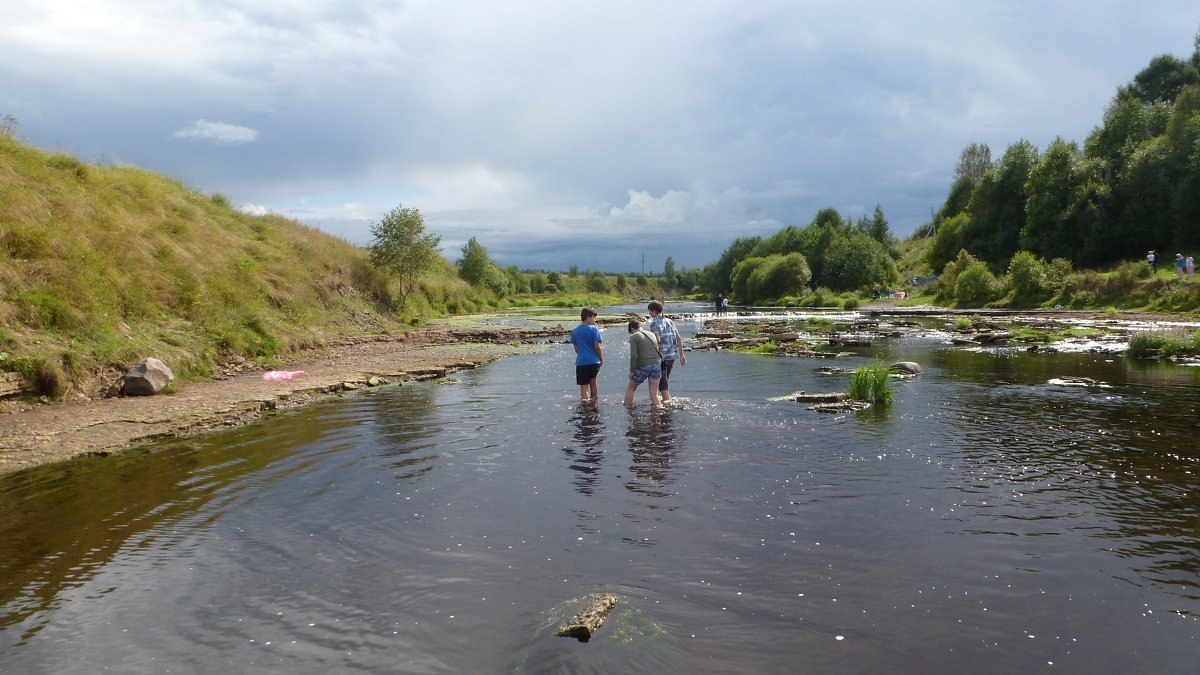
[1069,290,1097,307]
[1128,330,1195,358]
[1008,251,1046,298]
[842,296,860,310]
[849,361,893,405]
[955,262,1002,306]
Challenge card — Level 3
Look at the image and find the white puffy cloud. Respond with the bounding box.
[173,120,259,144]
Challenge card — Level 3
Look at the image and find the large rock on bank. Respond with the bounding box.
[123,357,174,396]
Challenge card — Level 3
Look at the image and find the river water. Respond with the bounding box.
[2,305,1198,673]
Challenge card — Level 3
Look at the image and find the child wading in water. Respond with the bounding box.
[569,307,604,401]
[624,319,662,406]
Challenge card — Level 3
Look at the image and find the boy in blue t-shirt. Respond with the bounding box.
[570,307,604,401]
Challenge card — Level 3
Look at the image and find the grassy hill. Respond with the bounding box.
[0,135,482,397]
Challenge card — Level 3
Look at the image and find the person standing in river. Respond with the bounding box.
[646,301,686,403]
[570,307,604,402]
[624,319,662,406]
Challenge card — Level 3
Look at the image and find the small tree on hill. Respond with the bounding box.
[369,205,441,309]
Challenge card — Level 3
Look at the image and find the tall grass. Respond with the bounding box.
[848,361,893,405]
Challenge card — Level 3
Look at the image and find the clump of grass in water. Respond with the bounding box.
[848,361,893,405]
[1128,329,1200,358]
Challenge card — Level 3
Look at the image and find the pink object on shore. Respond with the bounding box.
[262,370,305,381]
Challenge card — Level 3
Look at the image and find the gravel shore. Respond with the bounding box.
[0,326,566,477]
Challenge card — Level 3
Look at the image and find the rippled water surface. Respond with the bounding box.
[2,307,1199,673]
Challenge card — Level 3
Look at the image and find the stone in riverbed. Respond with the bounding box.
[888,361,923,375]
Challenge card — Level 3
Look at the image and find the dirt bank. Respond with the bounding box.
[0,326,567,477]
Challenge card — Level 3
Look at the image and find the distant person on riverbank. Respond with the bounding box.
[647,301,686,403]
[720,296,729,315]
[1148,250,1157,273]
[872,283,882,300]
[1187,255,1195,280]
[715,294,725,316]
[1176,253,1186,279]
[570,307,604,401]
[624,319,661,406]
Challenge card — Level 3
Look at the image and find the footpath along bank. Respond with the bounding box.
[0,326,565,477]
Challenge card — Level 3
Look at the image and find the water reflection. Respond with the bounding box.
[561,401,605,495]
[623,407,681,502]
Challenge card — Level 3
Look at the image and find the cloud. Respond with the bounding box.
[239,203,269,216]
[173,120,259,144]
[7,0,1200,273]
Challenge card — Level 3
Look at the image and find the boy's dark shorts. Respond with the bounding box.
[576,363,601,385]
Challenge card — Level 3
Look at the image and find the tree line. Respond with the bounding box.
[927,32,1200,274]
[370,31,1200,308]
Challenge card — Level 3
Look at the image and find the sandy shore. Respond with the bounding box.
[0,326,566,477]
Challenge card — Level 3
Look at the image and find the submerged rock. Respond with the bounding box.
[889,361,923,375]
[556,592,618,642]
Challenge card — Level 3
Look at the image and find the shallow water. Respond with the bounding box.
[2,306,1198,673]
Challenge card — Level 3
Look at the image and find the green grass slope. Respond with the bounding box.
[0,135,421,396]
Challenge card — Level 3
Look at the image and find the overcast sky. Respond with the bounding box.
[4,1,1199,273]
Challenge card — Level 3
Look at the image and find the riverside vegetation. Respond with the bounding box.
[0,134,654,399]
[7,34,1200,400]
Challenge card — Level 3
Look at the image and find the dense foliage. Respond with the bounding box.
[704,206,897,304]
[926,35,1200,274]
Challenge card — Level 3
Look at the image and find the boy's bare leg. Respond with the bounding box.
[623,379,638,406]
[588,378,599,401]
[649,379,662,406]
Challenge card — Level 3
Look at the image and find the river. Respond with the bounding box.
[1,304,1198,673]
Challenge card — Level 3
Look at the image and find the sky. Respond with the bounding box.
[4,1,1199,274]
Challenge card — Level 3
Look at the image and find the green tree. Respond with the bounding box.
[586,275,610,292]
[662,256,677,289]
[547,271,563,288]
[456,237,493,286]
[961,139,1038,267]
[615,273,628,291]
[529,270,548,293]
[865,204,893,247]
[822,232,896,291]
[505,265,529,294]
[368,205,442,309]
[704,236,762,294]
[1021,138,1083,259]
[1126,54,1200,103]
[954,142,992,182]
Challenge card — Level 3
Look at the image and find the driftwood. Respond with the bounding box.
[556,593,618,642]
[808,400,871,413]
